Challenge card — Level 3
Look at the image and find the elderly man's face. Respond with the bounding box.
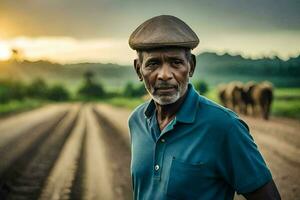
[134,48,195,105]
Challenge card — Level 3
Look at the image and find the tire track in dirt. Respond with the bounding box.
[0,104,80,200]
[0,104,71,150]
[38,105,87,200]
[82,105,114,200]
[94,104,131,147]
[0,109,69,178]
[242,115,300,149]
[93,104,132,200]
[240,115,300,199]
[69,120,87,200]
[0,103,132,200]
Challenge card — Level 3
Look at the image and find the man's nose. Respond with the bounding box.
[157,63,173,81]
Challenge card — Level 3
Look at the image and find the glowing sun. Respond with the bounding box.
[0,45,11,61]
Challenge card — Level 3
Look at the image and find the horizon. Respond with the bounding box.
[1,50,299,66]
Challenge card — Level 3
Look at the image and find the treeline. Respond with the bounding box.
[0,79,70,103]
[0,70,147,103]
[76,71,147,99]
[197,52,300,77]
[0,70,209,104]
[1,52,299,89]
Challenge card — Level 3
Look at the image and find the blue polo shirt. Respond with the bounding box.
[128,84,272,200]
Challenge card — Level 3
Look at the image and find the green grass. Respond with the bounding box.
[1,87,299,120]
[204,87,300,119]
[0,99,46,117]
[271,99,300,119]
[274,88,300,97]
[103,87,300,120]
[204,87,219,103]
[102,97,145,110]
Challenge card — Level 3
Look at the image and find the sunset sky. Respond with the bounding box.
[0,0,299,65]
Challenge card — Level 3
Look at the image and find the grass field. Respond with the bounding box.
[0,99,46,117]
[203,87,300,119]
[0,87,299,120]
[274,88,300,99]
[102,97,145,110]
[102,87,300,120]
[271,87,300,118]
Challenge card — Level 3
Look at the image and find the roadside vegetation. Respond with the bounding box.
[0,78,69,117]
[272,88,300,119]
[0,73,299,119]
[0,99,46,117]
[203,87,300,119]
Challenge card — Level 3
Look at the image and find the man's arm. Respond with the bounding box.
[243,179,281,200]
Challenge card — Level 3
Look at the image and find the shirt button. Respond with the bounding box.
[161,138,165,143]
[154,165,160,171]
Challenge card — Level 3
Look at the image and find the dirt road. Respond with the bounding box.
[0,103,299,199]
[235,115,300,200]
[0,103,131,200]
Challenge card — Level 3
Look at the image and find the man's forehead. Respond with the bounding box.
[142,48,186,59]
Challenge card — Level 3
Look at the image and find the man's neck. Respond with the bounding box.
[155,89,188,130]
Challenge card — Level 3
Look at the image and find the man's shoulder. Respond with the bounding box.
[197,95,237,120]
[196,95,249,131]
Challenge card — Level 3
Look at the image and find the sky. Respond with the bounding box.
[0,0,299,65]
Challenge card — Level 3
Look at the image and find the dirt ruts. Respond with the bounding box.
[2,103,297,199]
[0,103,132,200]
[0,105,80,200]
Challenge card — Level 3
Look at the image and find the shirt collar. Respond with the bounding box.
[143,83,199,124]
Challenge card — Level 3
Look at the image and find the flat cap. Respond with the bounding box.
[129,15,199,50]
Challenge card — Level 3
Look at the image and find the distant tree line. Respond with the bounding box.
[0,69,210,104]
[0,79,70,103]
[76,71,147,99]
[196,53,300,77]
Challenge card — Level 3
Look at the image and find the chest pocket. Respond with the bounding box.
[166,158,216,199]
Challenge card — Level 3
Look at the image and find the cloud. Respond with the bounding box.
[1,0,299,39]
[0,36,136,65]
[0,0,299,63]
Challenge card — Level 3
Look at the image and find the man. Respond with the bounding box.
[128,15,280,200]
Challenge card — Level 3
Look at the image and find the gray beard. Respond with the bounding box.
[145,82,188,105]
[151,91,181,105]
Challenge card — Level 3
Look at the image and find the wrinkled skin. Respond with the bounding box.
[133,47,195,130]
[134,48,195,106]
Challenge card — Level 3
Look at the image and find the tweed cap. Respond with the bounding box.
[129,15,199,50]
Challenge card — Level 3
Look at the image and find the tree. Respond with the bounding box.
[123,82,146,97]
[11,48,23,62]
[194,80,208,95]
[47,84,70,101]
[77,71,106,98]
[26,78,49,99]
[123,82,135,97]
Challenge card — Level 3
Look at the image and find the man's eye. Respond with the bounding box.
[146,62,158,68]
[172,60,183,65]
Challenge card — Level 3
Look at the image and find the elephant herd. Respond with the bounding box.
[218,81,273,120]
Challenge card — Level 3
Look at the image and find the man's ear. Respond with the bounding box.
[189,54,196,77]
[134,59,143,81]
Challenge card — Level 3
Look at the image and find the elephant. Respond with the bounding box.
[243,81,258,115]
[219,82,246,113]
[218,84,228,108]
[218,81,273,120]
[252,81,273,120]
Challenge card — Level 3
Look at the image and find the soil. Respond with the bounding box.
[0,103,298,200]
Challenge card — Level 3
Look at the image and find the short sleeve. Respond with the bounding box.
[217,118,272,194]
